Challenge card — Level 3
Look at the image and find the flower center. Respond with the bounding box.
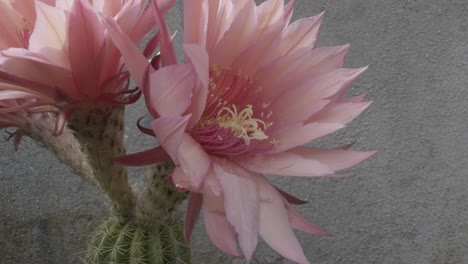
[217,104,268,145]
[191,65,274,156]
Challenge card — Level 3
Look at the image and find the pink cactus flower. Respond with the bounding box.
[104,0,376,263]
[0,0,175,134]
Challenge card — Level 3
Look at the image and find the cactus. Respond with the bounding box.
[84,217,191,264]
[68,107,135,219]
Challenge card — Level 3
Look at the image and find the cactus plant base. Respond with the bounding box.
[84,217,191,264]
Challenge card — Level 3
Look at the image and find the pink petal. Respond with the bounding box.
[147,63,196,117]
[280,12,324,55]
[183,0,203,44]
[101,15,151,90]
[183,44,209,128]
[215,162,259,261]
[289,146,378,171]
[284,202,332,237]
[183,44,209,90]
[255,174,310,264]
[237,152,334,177]
[113,146,170,166]
[256,0,285,29]
[0,1,26,49]
[258,45,350,99]
[263,122,345,154]
[185,192,203,242]
[203,189,241,257]
[308,102,372,125]
[151,115,190,162]
[29,2,69,68]
[171,166,191,190]
[283,0,295,25]
[149,0,177,66]
[275,186,308,205]
[177,134,211,188]
[270,67,366,115]
[211,1,257,67]
[68,0,105,99]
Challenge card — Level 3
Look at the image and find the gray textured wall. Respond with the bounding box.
[1,0,468,263]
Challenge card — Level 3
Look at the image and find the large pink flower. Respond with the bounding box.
[0,0,175,133]
[105,0,376,263]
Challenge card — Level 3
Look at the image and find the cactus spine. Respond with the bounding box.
[85,162,191,264]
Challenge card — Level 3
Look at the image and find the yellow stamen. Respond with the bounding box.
[270,138,280,147]
[217,104,269,145]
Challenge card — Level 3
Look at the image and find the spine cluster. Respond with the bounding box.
[85,217,190,264]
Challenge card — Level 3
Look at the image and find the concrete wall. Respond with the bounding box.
[2,0,468,263]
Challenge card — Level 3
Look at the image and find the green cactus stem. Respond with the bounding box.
[68,107,134,219]
[134,162,187,229]
[85,217,191,264]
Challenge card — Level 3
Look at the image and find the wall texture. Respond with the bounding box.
[1,0,468,263]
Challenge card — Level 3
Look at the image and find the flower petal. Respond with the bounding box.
[151,115,190,162]
[113,146,170,166]
[288,146,378,171]
[284,202,332,237]
[185,192,203,242]
[215,162,259,261]
[177,134,211,188]
[68,0,105,99]
[280,12,324,55]
[29,2,69,68]
[203,188,241,257]
[147,63,196,117]
[237,151,334,177]
[256,174,310,264]
[264,122,345,154]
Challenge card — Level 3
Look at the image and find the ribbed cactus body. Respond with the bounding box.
[85,217,190,264]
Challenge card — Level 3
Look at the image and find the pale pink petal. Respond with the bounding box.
[280,12,324,55]
[258,45,350,99]
[151,115,190,162]
[284,202,332,237]
[288,146,378,171]
[147,63,196,117]
[185,192,203,242]
[101,15,151,90]
[307,102,372,125]
[263,122,345,154]
[275,186,307,205]
[0,51,75,98]
[215,162,259,261]
[270,67,366,115]
[256,0,285,30]
[149,0,177,66]
[183,0,203,44]
[211,1,257,66]
[231,18,283,74]
[236,151,334,177]
[0,0,26,49]
[29,2,69,68]
[183,44,209,127]
[68,0,105,99]
[272,99,331,126]
[184,44,209,89]
[255,174,310,264]
[171,166,191,189]
[203,188,241,257]
[283,0,295,25]
[177,134,211,187]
